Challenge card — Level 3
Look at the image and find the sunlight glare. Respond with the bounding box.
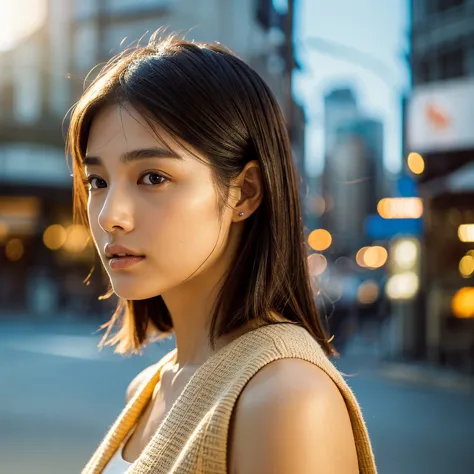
[0,0,46,51]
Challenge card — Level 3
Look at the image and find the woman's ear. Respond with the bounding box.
[232,160,264,221]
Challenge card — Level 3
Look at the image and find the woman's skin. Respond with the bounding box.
[86,103,359,473]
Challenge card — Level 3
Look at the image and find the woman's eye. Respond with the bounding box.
[139,172,168,186]
[87,176,107,189]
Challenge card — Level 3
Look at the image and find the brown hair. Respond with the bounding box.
[66,32,335,357]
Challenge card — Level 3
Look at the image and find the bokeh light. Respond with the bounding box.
[392,239,419,270]
[357,280,380,305]
[407,152,425,175]
[458,224,474,242]
[356,247,369,267]
[5,238,24,261]
[307,195,326,217]
[307,253,327,276]
[451,287,474,319]
[364,246,388,269]
[308,229,332,252]
[459,255,474,278]
[377,197,423,219]
[43,224,67,250]
[63,225,90,253]
[386,272,419,300]
[356,246,387,269]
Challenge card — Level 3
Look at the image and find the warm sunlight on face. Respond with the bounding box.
[0,0,46,50]
[85,103,237,301]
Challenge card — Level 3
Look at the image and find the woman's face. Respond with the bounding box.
[85,103,236,300]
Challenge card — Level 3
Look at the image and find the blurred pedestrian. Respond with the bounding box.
[68,32,377,474]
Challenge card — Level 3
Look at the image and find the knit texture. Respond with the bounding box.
[82,323,377,473]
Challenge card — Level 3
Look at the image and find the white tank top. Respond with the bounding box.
[102,431,133,473]
[102,446,132,473]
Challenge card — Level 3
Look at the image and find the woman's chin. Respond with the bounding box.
[111,282,161,301]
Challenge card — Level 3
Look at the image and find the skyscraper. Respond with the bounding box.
[324,87,359,158]
[321,87,384,253]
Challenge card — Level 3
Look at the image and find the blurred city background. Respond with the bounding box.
[1,0,474,473]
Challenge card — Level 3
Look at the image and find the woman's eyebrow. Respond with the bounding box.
[83,147,182,166]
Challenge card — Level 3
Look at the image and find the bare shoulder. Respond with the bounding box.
[229,358,359,474]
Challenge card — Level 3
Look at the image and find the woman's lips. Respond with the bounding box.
[108,255,145,270]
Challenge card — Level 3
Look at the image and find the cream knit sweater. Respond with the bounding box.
[82,323,377,473]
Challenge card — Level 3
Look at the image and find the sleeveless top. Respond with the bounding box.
[81,323,377,473]
[102,429,134,473]
[102,449,132,474]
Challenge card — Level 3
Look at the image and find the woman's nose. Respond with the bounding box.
[98,189,135,234]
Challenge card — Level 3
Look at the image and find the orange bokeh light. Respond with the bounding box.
[377,198,423,219]
[356,246,387,269]
[452,287,474,319]
[308,229,332,252]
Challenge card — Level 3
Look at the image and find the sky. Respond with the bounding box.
[291,0,410,176]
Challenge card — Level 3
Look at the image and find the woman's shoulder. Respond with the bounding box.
[232,358,349,422]
[125,349,176,403]
[228,358,358,473]
[125,364,158,403]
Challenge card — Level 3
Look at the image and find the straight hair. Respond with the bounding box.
[66,32,335,357]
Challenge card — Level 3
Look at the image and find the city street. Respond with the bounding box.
[1,1,474,473]
[1,320,473,474]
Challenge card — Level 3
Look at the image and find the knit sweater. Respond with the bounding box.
[82,323,377,473]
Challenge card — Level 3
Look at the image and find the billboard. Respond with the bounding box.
[407,78,474,153]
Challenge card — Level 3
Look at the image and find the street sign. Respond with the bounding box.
[397,176,419,197]
[365,215,423,240]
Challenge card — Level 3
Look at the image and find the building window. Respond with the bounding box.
[427,0,465,14]
[411,54,435,85]
[420,58,433,83]
[439,48,465,79]
[437,0,465,11]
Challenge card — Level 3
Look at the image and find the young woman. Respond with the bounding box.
[69,33,377,474]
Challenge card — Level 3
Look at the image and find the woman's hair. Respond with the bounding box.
[67,32,335,357]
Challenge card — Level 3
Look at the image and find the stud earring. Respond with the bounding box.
[238,212,244,217]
